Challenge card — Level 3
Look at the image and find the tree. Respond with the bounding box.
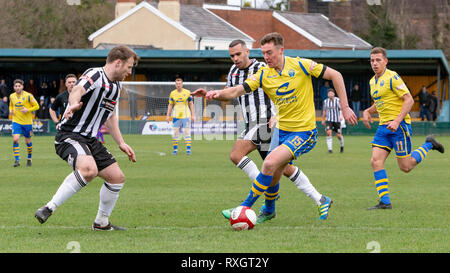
[0,0,114,48]
[362,0,398,48]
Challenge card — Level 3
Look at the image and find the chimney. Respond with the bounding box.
[116,0,136,19]
[328,1,352,32]
[158,0,181,22]
[289,0,308,13]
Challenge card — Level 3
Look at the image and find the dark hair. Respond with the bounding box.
[106,45,139,65]
[65,74,77,82]
[260,32,284,47]
[370,47,387,58]
[13,79,24,86]
[229,39,247,48]
[327,88,335,94]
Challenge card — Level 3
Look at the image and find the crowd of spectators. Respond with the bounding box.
[0,78,64,120]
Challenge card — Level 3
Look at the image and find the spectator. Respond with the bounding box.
[36,96,50,119]
[350,83,362,120]
[0,79,9,99]
[0,96,9,118]
[417,86,430,121]
[428,90,438,122]
[319,81,330,109]
[40,81,51,107]
[49,80,59,98]
[26,79,39,99]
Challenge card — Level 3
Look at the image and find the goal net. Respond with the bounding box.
[119,81,244,139]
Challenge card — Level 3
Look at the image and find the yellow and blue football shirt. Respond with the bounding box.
[369,69,411,125]
[243,56,326,132]
[9,91,39,125]
[169,89,192,119]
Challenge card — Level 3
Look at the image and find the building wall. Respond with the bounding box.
[210,8,324,49]
[92,7,196,49]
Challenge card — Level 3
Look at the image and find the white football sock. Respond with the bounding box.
[46,170,87,212]
[326,136,332,151]
[339,135,344,147]
[95,182,124,226]
[237,156,260,182]
[289,167,322,206]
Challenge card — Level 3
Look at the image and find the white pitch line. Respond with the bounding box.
[0,225,447,232]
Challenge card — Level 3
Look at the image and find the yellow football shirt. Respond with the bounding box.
[9,91,39,125]
[169,88,192,119]
[369,69,411,125]
[244,56,325,132]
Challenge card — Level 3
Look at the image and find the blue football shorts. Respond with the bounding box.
[173,118,190,129]
[371,120,412,158]
[12,122,33,138]
[269,127,318,162]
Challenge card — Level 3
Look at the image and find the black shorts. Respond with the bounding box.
[238,122,272,159]
[55,131,116,171]
[325,121,341,134]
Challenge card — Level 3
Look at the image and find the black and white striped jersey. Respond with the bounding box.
[59,67,121,138]
[227,59,274,125]
[323,97,341,122]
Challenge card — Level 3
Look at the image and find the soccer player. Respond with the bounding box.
[220,39,334,221]
[193,33,357,222]
[34,45,138,230]
[166,77,195,155]
[322,88,344,153]
[9,79,40,167]
[363,47,444,210]
[49,74,77,130]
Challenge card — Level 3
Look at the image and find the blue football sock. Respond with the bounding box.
[241,172,273,208]
[13,142,19,161]
[374,169,390,205]
[264,183,279,214]
[411,142,432,164]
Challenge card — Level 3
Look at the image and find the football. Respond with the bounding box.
[230,206,257,231]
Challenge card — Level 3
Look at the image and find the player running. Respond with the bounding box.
[35,45,138,230]
[219,39,334,222]
[363,47,444,210]
[193,33,357,222]
[9,79,40,167]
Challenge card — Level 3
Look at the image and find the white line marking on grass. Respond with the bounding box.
[1,225,448,232]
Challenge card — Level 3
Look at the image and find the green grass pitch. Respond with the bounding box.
[0,134,448,253]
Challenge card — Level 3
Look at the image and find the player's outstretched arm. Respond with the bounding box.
[105,113,136,162]
[191,88,207,97]
[207,85,245,101]
[322,67,357,125]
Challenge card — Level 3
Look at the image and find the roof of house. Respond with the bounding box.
[88,1,254,43]
[274,11,372,49]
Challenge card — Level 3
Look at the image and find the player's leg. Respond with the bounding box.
[172,119,181,155]
[12,122,21,167]
[283,164,322,206]
[183,119,192,155]
[35,135,98,224]
[94,162,126,230]
[336,123,344,153]
[397,127,444,173]
[325,124,333,153]
[240,144,292,209]
[23,125,33,167]
[368,147,392,209]
[230,139,259,181]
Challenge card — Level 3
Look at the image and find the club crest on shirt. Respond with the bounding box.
[288,69,295,77]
